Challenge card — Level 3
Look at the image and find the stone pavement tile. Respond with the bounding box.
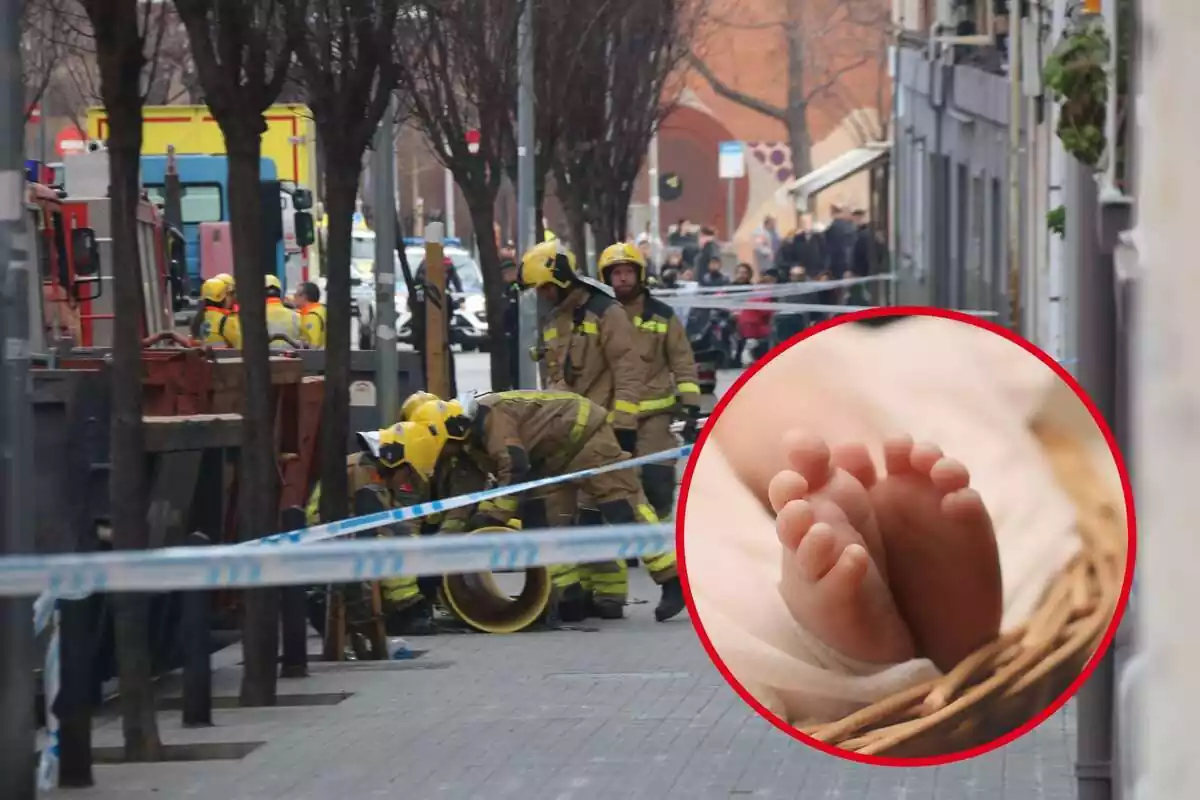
[43,571,1081,800]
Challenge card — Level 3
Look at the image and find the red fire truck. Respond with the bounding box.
[29,181,175,352]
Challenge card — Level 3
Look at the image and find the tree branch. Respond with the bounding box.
[685,50,786,121]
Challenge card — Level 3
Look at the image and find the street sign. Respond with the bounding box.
[54,125,87,158]
[718,141,746,179]
[659,172,683,202]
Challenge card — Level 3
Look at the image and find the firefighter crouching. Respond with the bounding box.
[408,390,686,624]
[304,420,445,637]
[265,274,303,349]
[194,274,242,348]
[518,240,681,620]
[599,242,701,520]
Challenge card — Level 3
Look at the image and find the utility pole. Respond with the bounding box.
[1006,0,1023,331]
[0,0,38,797]
[516,0,538,389]
[648,132,662,268]
[374,95,399,426]
[423,222,450,398]
[443,167,455,240]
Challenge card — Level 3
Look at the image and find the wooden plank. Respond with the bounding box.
[143,414,244,452]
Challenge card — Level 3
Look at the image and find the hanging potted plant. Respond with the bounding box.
[1042,15,1111,169]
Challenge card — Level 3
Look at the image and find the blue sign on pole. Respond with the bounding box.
[718,141,746,180]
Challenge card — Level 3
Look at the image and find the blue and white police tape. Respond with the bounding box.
[0,524,674,597]
[38,611,60,791]
[653,273,895,298]
[662,296,1002,317]
[29,443,694,630]
[245,443,693,548]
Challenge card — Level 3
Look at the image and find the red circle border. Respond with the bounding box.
[674,305,1137,767]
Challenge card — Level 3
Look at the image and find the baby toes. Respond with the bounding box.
[782,431,834,493]
[882,434,916,476]
[909,442,945,476]
[821,541,870,594]
[768,469,809,514]
[941,487,991,530]
[929,456,971,494]
[792,521,841,582]
[830,443,878,489]
[776,499,815,551]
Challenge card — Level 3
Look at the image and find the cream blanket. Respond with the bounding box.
[684,316,1123,725]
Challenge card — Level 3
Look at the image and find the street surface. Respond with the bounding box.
[44,354,1080,800]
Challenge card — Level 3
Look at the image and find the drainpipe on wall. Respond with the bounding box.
[1046,0,1070,363]
[1007,0,1024,331]
[888,13,903,307]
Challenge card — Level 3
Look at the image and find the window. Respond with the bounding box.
[143,184,223,224]
[965,175,985,310]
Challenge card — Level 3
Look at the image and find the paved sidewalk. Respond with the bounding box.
[47,570,1079,800]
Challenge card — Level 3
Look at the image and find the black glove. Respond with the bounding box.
[678,404,701,421]
[615,428,637,455]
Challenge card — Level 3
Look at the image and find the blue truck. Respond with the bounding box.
[139,154,284,297]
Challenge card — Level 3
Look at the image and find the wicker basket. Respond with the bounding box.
[800,423,1129,758]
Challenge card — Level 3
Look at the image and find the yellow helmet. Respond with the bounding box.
[598,242,647,285]
[374,420,445,479]
[543,228,556,242]
[265,274,283,294]
[518,239,576,289]
[400,390,439,421]
[214,272,235,290]
[409,398,471,441]
[201,276,232,304]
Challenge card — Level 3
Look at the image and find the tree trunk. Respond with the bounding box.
[225,134,280,708]
[465,196,509,390]
[786,104,814,179]
[106,93,162,764]
[317,168,357,527]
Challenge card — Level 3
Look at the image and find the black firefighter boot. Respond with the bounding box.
[385,596,439,636]
[654,576,685,622]
[589,592,625,620]
[545,583,589,626]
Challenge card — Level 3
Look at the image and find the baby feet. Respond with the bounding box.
[770,432,1003,673]
[768,432,916,666]
[870,435,1002,673]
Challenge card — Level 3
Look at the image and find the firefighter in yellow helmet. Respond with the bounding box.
[194,275,242,348]
[518,240,683,620]
[406,398,494,534]
[416,391,685,624]
[214,272,239,312]
[400,390,440,422]
[264,274,303,349]
[598,241,700,518]
[304,420,447,636]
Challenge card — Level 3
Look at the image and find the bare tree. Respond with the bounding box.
[175,0,294,708]
[145,6,202,105]
[23,0,65,119]
[688,0,889,177]
[283,0,404,533]
[554,0,694,252]
[501,0,611,243]
[396,0,521,389]
[75,0,172,761]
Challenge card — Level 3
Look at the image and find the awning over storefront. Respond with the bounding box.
[786,142,892,212]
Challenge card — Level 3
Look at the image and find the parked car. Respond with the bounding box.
[396,245,489,351]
